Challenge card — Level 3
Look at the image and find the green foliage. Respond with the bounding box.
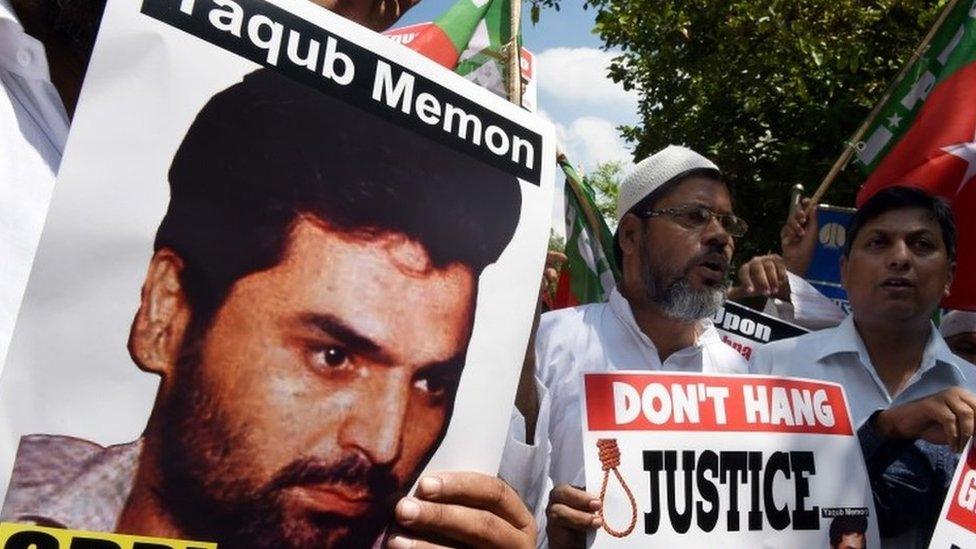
[586,160,624,229]
[541,0,948,262]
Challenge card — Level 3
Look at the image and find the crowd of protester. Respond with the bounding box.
[3,1,976,548]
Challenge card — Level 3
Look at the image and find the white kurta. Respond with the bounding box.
[499,287,748,544]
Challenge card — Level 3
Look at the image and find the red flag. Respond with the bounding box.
[855,3,976,311]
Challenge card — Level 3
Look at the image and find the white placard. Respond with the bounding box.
[582,372,880,548]
[0,0,554,546]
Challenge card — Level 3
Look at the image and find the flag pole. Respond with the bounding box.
[507,0,523,106]
[503,1,599,237]
[508,3,614,275]
[808,0,961,207]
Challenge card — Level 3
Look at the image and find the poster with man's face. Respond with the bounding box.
[0,0,554,546]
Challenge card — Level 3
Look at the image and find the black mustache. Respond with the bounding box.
[269,453,398,500]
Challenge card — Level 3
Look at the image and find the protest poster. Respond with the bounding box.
[928,439,976,548]
[582,372,879,548]
[714,301,809,361]
[0,523,216,549]
[0,0,554,546]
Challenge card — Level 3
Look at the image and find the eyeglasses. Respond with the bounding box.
[635,204,749,238]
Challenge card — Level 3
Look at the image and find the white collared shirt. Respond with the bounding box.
[749,315,975,548]
[0,0,68,371]
[749,314,976,429]
[499,287,749,533]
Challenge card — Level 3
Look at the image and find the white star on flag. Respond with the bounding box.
[887,113,902,127]
[941,127,976,196]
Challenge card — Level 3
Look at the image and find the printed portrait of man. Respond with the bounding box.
[0,67,522,548]
[829,515,868,549]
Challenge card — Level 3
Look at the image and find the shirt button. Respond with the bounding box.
[16,48,32,67]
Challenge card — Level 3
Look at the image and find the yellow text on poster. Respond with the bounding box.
[0,523,216,549]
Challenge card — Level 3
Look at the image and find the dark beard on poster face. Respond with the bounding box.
[36,0,108,56]
[155,338,400,549]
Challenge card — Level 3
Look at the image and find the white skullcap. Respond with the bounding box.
[616,145,720,223]
[941,310,976,338]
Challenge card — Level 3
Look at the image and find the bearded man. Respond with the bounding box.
[0,2,539,548]
[0,0,417,395]
[512,145,751,546]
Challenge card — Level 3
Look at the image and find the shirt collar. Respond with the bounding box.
[814,315,868,362]
[817,314,969,381]
[29,439,142,531]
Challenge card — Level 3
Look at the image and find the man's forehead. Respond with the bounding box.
[292,216,442,276]
[857,207,940,236]
[657,177,732,208]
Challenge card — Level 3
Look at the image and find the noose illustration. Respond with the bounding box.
[596,438,637,537]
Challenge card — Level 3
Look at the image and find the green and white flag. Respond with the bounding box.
[554,159,620,307]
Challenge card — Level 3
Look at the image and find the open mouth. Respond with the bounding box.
[702,261,723,273]
[697,256,729,279]
[881,277,915,290]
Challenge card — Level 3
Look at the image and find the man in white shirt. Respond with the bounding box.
[751,186,974,426]
[750,186,974,548]
[511,145,751,546]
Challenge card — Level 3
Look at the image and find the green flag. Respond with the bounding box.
[554,159,620,307]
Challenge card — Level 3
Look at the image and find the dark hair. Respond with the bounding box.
[845,186,956,261]
[612,167,725,270]
[156,68,521,322]
[829,515,867,545]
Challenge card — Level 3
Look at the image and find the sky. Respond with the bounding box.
[393,1,642,231]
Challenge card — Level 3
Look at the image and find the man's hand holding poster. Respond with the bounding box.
[0,0,553,546]
[582,372,880,547]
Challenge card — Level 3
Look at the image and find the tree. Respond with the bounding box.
[587,160,623,229]
[534,0,947,263]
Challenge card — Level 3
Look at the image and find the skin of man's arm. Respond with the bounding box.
[728,198,819,302]
[515,299,543,441]
[780,197,819,276]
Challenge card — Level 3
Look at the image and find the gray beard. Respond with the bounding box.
[641,248,728,322]
[655,278,726,322]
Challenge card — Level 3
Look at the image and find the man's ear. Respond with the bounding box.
[128,249,192,378]
[839,255,848,291]
[945,260,956,297]
[617,214,643,258]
